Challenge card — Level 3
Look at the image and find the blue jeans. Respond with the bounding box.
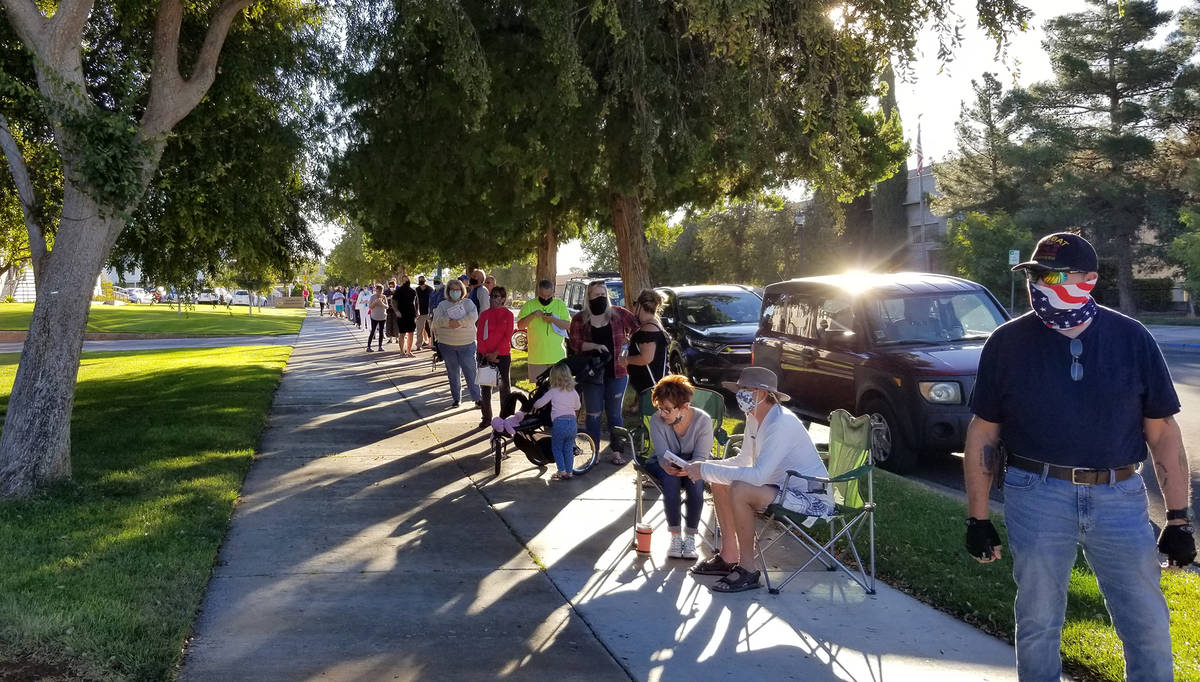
[551,416,576,473]
[438,342,481,404]
[1003,467,1173,682]
[644,457,705,531]
[579,374,629,454]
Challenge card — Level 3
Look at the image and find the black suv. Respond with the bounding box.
[752,273,1009,473]
[656,284,763,391]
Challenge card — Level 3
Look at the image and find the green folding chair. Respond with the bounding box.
[612,387,730,549]
[755,409,876,594]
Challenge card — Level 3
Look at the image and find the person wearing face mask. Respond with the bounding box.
[393,276,418,357]
[415,276,433,350]
[517,280,571,381]
[646,375,714,560]
[476,286,515,429]
[432,279,482,409]
[964,232,1192,681]
[679,366,829,593]
[568,281,638,464]
[626,289,669,395]
[468,269,491,317]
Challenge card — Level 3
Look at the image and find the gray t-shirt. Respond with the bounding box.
[649,407,714,466]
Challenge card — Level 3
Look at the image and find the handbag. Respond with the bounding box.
[476,364,499,387]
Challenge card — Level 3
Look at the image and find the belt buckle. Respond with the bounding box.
[1070,467,1095,485]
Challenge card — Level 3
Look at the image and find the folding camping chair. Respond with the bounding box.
[755,409,876,594]
[612,387,730,550]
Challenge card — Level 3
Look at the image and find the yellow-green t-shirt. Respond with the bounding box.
[518,298,570,365]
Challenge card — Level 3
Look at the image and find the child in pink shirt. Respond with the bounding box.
[533,361,582,480]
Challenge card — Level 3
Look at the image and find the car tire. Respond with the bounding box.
[860,397,919,474]
[511,330,528,352]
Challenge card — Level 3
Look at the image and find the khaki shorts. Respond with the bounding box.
[527,363,551,382]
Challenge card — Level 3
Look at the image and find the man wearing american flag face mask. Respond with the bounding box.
[962,231,1193,682]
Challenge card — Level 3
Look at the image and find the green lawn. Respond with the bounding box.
[0,346,290,680]
[0,302,305,335]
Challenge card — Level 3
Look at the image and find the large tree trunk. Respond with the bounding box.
[1115,230,1136,314]
[0,188,122,496]
[535,220,557,287]
[611,193,652,301]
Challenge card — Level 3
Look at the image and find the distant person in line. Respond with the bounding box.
[468,269,491,317]
[355,285,371,329]
[348,286,360,327]
[331,288,345,319]
[517,280,570,382]
[646,374,713,560]
[965,232,1193,681]
[428,277,446,348]
[626,289,669,395]
[366,284,388,352]
[532,361,582,480]
[477,286,514,429]
[415,275,433,350]
[431,278,481,408]
[393,276,418,358]
[316,291,326,316]
[683,366,831,593]
[383,279,398,344]
[568,280,637,465]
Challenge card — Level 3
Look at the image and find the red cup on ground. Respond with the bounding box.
[635,523,653,554]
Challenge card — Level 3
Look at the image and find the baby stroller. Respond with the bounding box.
[488,355,602,477]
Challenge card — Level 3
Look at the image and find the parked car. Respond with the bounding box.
[230,289,252,306]
[196,289,220,304]
[561,273,625,316]
[752,272,1010,473]
[655,284,762,390]
[109,286,133,303]
[124,287,154,304]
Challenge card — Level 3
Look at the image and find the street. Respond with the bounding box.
[900,350,1200,531]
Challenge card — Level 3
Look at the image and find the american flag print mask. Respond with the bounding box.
[1028,280,1097,330]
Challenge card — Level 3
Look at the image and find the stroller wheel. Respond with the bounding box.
[570,432,598,475]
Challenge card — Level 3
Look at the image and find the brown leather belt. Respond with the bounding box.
[1008,454,1136,485]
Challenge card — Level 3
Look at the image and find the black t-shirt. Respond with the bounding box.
[416,285,432,315]
[592,323,616,378]
[970,308,1179,468]
[629,327,668,394]
[392,286,416,319]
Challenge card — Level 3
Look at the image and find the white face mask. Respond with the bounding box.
[736,389,760,414]
[448,289,463,301]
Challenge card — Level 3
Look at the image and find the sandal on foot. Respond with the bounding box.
[711,565,761,593]
[610,453,628,465]
[690,555,736,576]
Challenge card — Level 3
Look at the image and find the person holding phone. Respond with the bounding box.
[646,375,713,560]
[517,279,570,382]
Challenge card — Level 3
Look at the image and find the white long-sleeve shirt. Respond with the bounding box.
[700,404,828,493]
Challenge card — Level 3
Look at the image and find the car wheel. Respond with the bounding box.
[669,352,687,379]
[511,330,528,352]
[860,397,919,474]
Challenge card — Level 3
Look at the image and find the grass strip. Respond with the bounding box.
[0,346,291,680]
[0,303,304,335]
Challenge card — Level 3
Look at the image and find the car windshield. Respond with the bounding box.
[677,292,760,327]
[866,292,1006,345]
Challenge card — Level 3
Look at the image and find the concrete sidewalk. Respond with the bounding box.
[180,311,1019,681]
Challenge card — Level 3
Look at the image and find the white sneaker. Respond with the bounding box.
[681,535,698,560]
[667,534,684,559]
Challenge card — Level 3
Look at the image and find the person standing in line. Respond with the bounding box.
[349,286,361,327]
[384,279,398,344]
[415,275,433,350]
[532,361,582,480]
[964,232,1194,682]
[431,279,482,409]
[477,286,514,429]
[568,280,637,465]
[626,289,669,396]
[516,280,570,381]
[366,284,388,352]
[356,285,371,329]
[468,269,491,317]
[393,276,418,357]
[332,287,345,319]
[317,290,327,316]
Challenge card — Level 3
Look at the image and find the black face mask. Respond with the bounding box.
[418,280,425,286]
[538,296,553,306]
[589,297,608,315]
[469,278,479,287]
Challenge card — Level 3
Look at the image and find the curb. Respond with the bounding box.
[1157,342,1200,353]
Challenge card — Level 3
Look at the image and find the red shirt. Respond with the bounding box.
[477,307,515,356]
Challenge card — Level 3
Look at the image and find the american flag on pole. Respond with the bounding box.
[916,117,924,175]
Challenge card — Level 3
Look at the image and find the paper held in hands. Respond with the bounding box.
[662,451,689,469]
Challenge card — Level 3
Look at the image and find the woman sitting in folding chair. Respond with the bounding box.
[645,375,714,561]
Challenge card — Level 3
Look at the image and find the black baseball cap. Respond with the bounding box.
[1012,232,1098,273]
